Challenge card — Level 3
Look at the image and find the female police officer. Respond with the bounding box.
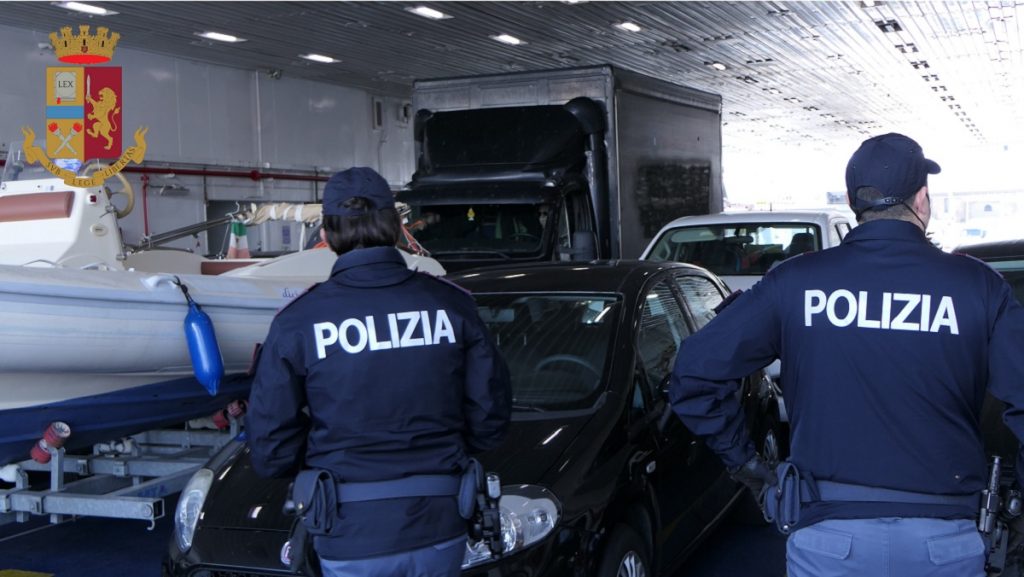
[670,134,1024,577]
[246,167,512,577]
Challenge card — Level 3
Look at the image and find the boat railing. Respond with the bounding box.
[130,215,236,253]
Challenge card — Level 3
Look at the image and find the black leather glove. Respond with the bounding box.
[729,454,778,498]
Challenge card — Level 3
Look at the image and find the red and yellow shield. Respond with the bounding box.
[22,25,146,188]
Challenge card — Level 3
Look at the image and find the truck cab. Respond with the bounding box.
[399,102,601,272]
[398,65,724,272]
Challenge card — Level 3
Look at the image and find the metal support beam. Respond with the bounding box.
[0,425,238,528]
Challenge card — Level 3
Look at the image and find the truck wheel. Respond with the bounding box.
[597,524,651,577]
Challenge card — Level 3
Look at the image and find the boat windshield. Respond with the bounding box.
[407,201,553,257]
[646,222,823,276]
[2,142,108,184]
[2,144,52,183]
[474,292,620,412]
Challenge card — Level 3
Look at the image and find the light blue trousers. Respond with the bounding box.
[787,518,986,577]
[319,535,466,577]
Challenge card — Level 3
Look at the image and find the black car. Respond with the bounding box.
[955,239,1024,305]
[955,240,1024,459]
[164,260,784,577]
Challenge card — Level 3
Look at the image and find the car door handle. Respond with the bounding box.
[687,440,699,466]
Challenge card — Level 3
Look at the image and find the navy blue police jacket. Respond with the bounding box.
[246,246,512,559]
[670,219,1024,528]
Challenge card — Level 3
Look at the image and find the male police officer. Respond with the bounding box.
[246,167,512,577]
[669,133,1024,577]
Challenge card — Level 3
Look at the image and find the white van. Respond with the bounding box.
[641,209,857,291]
[642,209,857,426]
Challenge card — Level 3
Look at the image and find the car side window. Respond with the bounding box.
[674,275,725,330]
[637,279,691,396]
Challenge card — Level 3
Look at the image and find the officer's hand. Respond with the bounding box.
[729,454,777,498]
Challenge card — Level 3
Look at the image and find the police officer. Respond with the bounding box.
[246,167,512,577]
[669,133,1024,577]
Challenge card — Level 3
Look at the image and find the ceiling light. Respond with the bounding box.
[491,34,524,46]
[616,22,642,33]
[301,54,339,64]
[54,2,117,16]
[861,0,878,7]
[706,61,728,71]
[195,31,246,43]
[405,6,451,20]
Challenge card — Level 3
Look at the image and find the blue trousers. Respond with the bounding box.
[319,535,466,577]
[787,517,985,577]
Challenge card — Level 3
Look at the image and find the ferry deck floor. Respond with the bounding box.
[0,495,787,577]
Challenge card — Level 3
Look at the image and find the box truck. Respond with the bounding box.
[398,65,723,271]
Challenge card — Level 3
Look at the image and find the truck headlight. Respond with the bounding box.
[175,468,214,552]
[462,484,560,569]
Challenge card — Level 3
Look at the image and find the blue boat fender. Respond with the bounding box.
[176,278,225,396]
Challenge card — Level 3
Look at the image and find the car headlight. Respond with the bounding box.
[175,468,214,552]
[462,484,560,569]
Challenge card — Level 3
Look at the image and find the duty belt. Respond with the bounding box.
[334,475,460,503]
[763,461,981,534]
[287,460,488,536]
[816,480,980,508]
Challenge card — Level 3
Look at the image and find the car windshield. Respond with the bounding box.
[986,259,1024,305]
[407,202,551,257]
[646,222,822,276]
[474,293,619,411]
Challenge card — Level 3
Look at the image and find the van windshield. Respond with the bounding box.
[407,202,553,256]
[646,222,822,276]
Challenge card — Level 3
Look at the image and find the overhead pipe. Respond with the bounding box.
[0,159,330,183]
[118,165,330,183]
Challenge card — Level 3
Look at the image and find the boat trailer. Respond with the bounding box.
[0,418,241,529]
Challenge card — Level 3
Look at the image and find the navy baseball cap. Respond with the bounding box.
[322,167,395,217]
[845,133,940,213]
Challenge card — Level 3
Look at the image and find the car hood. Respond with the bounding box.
[200,414,591,531]
[478,413,592,485]
[200,447,294,531]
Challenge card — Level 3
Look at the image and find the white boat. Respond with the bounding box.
[0,157,441,466]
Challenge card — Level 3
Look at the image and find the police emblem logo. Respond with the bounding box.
[20,25,148,188]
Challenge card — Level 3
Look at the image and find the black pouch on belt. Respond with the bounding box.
[289,469,339,536]
[458,458,484,520]
[762,461,819,535]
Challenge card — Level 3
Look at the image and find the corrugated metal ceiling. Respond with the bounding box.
[2,1,1021,156]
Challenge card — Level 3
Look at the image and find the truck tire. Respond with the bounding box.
[597,524,651,577]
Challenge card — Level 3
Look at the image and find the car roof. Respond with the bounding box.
[655,209,853,229]
[954,239,1024,261]
[448,260,708,295]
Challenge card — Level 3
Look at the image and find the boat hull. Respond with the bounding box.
[0,264,309,465]
[0,373,253,466]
